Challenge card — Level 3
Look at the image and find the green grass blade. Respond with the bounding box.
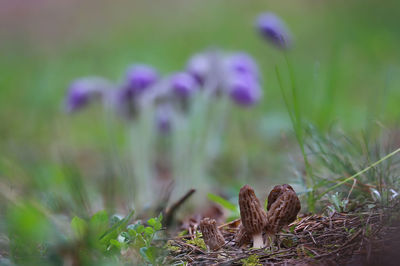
[318,147,400,200]
[207,193,238,213]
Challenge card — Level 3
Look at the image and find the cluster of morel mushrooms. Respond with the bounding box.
[199,184,301,251]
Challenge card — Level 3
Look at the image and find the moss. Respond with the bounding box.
[165,240,180,252]
[240,254,261,266]
[185,231,207,251]
[178,230,188,237]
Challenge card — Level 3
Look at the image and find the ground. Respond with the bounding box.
[167,200,400,265]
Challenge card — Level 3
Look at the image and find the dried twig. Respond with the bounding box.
[164,189,196,226]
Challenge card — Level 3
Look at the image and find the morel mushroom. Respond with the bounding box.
[238,185,268,248]
[199,218,225,251]
[265,184,301,245]
[266,184,290,210]
[266,184,300,225]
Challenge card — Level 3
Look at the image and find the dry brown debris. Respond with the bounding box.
[167,201,400,265]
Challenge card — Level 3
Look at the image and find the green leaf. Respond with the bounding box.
[144,226,154,237]
[148,213,163,231]
[128,229,137,238]
[153,221,162,231]
[135,224,145,234]
[332,193,340,209]
[109,239,121,249]
[110,215,121,226]
[99,210,134,245]
[133,234,147,249]
[227,214,240,222]
[89,210,109,237]
[140,246,157,264]
[147,218,157,227]
[7,203,53,244]
[207,193,238,212]
[71,216,88,239]
[157,212,163,223]
[120,231,130,242]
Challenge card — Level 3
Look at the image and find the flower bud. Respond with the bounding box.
[256,12,292,49]
[186,53,210,86]
[228,74,262,107]
[65,77,110,112]
[125,64,158,96]
[224,52,259,78]
[170,72,199,99]
[116,64,158,118]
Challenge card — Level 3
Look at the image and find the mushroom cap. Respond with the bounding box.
[199,218,225,251]
[234,223,252,247]
[238,185,268,235]
[266,184,295,210]
[266,188,301,234]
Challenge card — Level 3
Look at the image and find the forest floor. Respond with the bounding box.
[166,200,400,265]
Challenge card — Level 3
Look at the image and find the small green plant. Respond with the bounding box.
[240,254,261,266]
[114,213,164,264]
[185,231,207,251]
[69,210,165,264]
[327,192,349,213]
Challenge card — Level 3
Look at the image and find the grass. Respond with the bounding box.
[317,146,400,200]
[276,54,316,212]
[276,52,400,212]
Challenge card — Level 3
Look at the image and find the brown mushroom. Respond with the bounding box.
[234,223,251,248]
[265,184,301,246]
[266,184,290,210]
[267,184,300,225]
[199,218,225,251]
[238,184,268,248]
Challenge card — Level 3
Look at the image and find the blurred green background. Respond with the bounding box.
[1,1,400,263]
[1,0,400,211]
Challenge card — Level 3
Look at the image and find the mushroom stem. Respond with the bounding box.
[252,233,264,248]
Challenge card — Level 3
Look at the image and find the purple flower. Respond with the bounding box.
[228,74,262,107]
[256,12,292,49]
[125,64,158,96]
[155,104,173,134]
[186,53,210,85]
[65,77,110,112]
[170,72,199,98]
[116,64,158,118]
[224,53,259,78]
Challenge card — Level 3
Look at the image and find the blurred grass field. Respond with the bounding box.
[2,0,400,186]
[1,0,400,219]
[1,0,399,195]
